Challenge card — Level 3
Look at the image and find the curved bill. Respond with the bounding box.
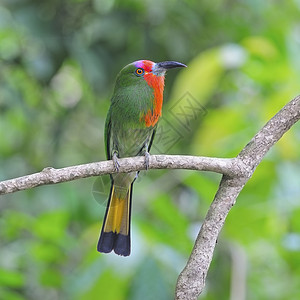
[153,61,187,76]
[156,61,187,70]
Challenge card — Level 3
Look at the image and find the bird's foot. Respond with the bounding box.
[144,151,150,170]
[112,152,120,172]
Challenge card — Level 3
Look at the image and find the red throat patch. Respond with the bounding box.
[142,66,165,127]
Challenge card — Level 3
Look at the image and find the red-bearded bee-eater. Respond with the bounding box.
[97,60,187,256]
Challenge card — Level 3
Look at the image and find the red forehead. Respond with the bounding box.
[134,60,155,72]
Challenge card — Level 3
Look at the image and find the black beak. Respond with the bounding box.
[156,61,187,70]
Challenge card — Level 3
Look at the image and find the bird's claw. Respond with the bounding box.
[144,151,150,170]
[112,152,120,172]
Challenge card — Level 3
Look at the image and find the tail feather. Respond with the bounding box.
[97,182,133,256]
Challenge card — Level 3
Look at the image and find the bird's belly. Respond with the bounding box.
[113,127,153,158]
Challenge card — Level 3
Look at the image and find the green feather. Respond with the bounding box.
[106,62,156,159]
[100,62,158,256]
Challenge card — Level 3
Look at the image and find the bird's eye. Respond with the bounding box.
[135,68,144,76]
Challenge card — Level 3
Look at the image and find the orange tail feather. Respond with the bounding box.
[97,183,132,256]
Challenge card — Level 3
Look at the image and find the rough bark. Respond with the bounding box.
[0,156,245,196]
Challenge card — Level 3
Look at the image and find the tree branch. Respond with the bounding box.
[0,156,246,196]
[175,95,300,299]
[0,96,299,300]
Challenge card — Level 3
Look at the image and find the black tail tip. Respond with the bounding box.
[97,231,131,257]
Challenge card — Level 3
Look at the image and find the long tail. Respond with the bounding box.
[97,182,133,256]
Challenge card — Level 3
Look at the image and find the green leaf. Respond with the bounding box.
[137,194,192,253]
[32,211,69,242]
[0,289,26,300]
[0,269,24,288]
[30,241,63,263]
[40,269,62,287]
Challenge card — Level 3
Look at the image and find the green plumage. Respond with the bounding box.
[97,60,186,256]
[98,63,157,256]
[106,63,156,158]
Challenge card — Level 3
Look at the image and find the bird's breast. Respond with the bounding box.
[140,75,165,127]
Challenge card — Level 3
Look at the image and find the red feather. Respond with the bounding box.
[140,60,165,127]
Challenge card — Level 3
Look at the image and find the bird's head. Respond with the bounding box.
[133,60,187,77]
[115,59,186,89]
[113,59,186,127]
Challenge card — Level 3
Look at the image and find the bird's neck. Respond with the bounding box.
[143,73,165,127]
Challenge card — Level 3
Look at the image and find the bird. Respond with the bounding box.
[97,59,187,256]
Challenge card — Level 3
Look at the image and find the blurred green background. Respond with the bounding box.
[1,0,300,299]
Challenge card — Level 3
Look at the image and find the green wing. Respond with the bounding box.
[104,107,112,160]
[148,125,157,152]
